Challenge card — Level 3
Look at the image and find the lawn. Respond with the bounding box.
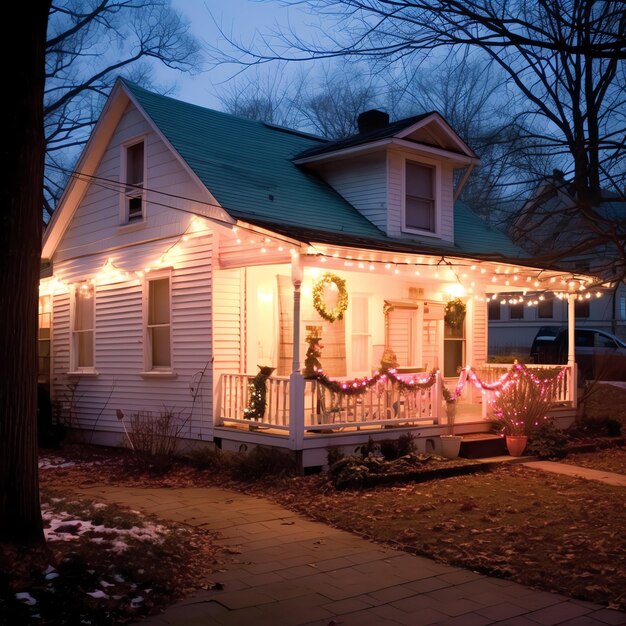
[563,447,626,474]
[1,481,226,625]
[261,464,626,611]
[36,444,626,614]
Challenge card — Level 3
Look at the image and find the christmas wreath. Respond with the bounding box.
[313,272,348,323]
[444,298,466,329]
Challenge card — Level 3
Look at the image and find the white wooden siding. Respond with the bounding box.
[211,266,243,415]
[54,101,212,264]
[51,231,214,442]
[315,154,388,231]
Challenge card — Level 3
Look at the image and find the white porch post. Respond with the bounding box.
[567,294,578,407]
[289,253,305,452]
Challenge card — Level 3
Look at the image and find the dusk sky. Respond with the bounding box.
[161,0,322,109]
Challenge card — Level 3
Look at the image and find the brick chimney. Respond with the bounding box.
[357,109,389,134]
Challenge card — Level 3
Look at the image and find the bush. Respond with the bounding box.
[568,417,623,439]
[379,433,416,461]
[527,421,569,459]
[328,456,373,490]
[127,409,185,472]
[326,446,344,466]
[230,446,297,481]
[182,445,232,471]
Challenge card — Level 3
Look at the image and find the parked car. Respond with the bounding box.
[530,326,626,382]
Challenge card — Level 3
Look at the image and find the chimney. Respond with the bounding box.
[357,109,389,134]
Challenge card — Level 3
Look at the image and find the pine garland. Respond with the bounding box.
[444,298,466,329]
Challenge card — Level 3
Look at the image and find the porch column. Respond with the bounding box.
[289,253,305,453]
[567,294,578,407]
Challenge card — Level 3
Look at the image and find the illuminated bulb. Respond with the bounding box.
[471,265,477,271]
[265,237,271,243]
[385,263,391,269]
[491,276,497,283]
[415,270,420,276]
[550,277,556,283]
[236,238,241,244]
[182,235,189,242]
[369,264,375,271]
[320,257,326,263]
[596,291,602,298]
[480,268,486,274]
[534,280,540,287]
[394,268,400,275]
[261,247,267,253]
[249,239,255,244]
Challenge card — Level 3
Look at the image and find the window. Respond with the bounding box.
[351,295,370,374]
[488,300,501,321]
[124,140,145,223]
[595,332,618,349]
[444,305,465,378]
[575,299,590,318]
[509,302,524,320]
[72,283,95,370]
[146,276,171,369]
[405,162,435,232]
[537,299,553,319]
[38,294,52,384]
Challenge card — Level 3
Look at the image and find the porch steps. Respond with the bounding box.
[459,433,507,459]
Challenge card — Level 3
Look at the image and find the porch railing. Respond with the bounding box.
[219,371,441,431]
[478,363,576,418]
[220,373,291,431]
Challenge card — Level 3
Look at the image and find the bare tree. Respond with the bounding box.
[44,0,201,217]
[0,2,51,545]
[218,0,625,280]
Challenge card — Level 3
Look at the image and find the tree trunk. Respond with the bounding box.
[0,2,51,544]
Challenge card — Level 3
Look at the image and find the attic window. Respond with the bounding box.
[124,140,145,223]
[405,162,435,233]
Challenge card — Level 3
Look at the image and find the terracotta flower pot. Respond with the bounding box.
[506,435,528,457]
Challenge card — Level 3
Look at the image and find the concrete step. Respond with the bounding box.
[459,433,507,459]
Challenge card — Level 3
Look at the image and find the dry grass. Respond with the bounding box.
[563,448,626,474]
[1,485,226,625]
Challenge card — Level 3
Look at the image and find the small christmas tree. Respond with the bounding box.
[303,326,323,377]
[243,365,275,419]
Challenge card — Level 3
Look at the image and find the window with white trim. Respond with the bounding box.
[124,140,145,223]
[405,161,435,232]
[146,276,171,369]
[38,294,52,384]
[71,282,95,370]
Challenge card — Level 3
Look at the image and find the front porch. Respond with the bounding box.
[212,230,585,466]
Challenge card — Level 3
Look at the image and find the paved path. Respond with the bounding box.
[77,485,625,626]
[522,461,626,487]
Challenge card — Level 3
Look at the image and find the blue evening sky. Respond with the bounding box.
[159,0,322,109]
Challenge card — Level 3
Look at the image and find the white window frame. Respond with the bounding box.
[142,271,174,376]
[401,156,441,237]
[38,293,53,384]
[119,136,147,226]
[70,281,96,374]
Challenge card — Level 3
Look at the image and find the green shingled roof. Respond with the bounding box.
[122,79,527,260]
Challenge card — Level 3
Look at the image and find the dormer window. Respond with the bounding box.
[124,139,145,223]
[405,161,435,233]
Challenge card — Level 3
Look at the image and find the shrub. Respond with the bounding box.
[527,421,568,459]
[328,456,372,490]
[568,417,623,439]
[379,433,416,461]
[127,409,185,472]
[230,446,297,481]
[182,445,232,471]
[326,446,344,466]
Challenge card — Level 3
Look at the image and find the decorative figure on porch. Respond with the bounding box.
[313,272,348,322]
[303,326,324,377]
[380,302,398,372]
[243,365,275,420]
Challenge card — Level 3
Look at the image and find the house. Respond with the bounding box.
[489,171,626,356]
[40,79,590,467]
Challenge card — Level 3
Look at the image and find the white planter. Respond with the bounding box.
[440,435,463,459]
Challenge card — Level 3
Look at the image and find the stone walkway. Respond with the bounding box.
[522,461,626,487]
[77,484,625,626]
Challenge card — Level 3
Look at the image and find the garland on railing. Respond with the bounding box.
[445,362,567,401]
[306,368,438,397]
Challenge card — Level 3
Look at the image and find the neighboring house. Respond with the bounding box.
[40,79,588,467]
[489,172,626,355]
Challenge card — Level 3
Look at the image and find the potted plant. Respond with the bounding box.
[491,365,560,456]
[440,385,462,458]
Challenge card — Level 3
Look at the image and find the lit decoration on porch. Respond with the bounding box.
[380,302,398,372]
[303,326,323,377]
[444,298,466,329]
[312,272,348,323]
[243,365,276,419]
[306,368,438,396]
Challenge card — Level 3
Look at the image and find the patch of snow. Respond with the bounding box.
[86,590,109,599]
[130,596,144,608]
[44,565,56,575]
[99,580,114,588]
[38,457,77,470]
[45,572,60,581]
[16,592,37,606]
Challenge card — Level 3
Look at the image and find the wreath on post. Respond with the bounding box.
[444,298,466,329]
[313,272,348,323]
